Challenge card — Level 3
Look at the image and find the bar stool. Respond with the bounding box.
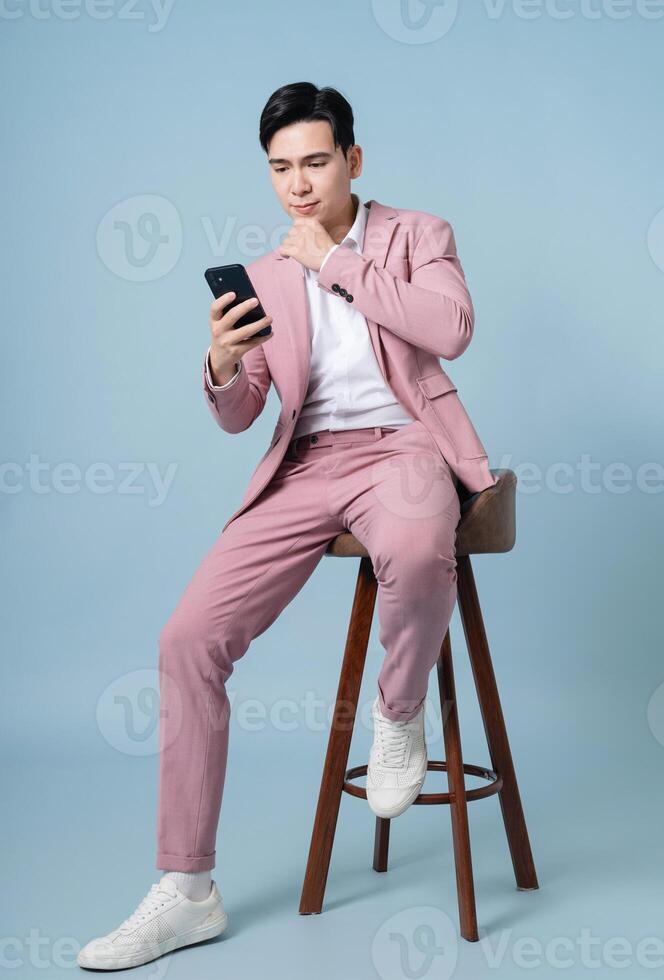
[298,468,538,942]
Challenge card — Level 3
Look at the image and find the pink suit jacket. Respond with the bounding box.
[203,199,498,534]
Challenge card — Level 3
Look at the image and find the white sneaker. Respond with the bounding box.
[366,695,427,819]
[77,874,228,971]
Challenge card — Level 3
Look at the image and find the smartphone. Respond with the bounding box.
[204,264,272,338]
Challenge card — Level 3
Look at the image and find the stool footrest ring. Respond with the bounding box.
[343,761,502,805]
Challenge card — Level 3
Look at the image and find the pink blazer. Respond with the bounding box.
[203,199,498,534]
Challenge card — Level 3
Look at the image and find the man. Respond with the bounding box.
[77,82,496,971]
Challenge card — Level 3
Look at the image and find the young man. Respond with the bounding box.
[78,82,496,971]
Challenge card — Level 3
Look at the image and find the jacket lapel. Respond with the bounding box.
[273,198,399,406]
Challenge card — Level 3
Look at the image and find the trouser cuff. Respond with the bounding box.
[156,850,216,872]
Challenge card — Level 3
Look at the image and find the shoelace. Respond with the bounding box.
[374,713,419,768]
[116,883,174,934]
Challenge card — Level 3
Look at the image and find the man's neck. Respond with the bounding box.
[326,193,359,245]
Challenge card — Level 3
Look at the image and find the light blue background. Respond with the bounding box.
[2,1,663,977]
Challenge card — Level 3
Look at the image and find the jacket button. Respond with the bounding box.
[292,409,296,418]
[311,434,318,443]
[345,293,353,302]
[339,287,347,297]
[332,283,340,293]
[207,393,215,402]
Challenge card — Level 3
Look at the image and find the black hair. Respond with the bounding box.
[259,82,355,158]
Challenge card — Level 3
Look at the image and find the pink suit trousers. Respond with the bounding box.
[155,418,461,872]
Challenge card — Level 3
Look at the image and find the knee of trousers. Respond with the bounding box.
[373,538,458,591]
[158,604,251,681]
[158,612,224,678]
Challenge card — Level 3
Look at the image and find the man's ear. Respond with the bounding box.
[350,144,363,179]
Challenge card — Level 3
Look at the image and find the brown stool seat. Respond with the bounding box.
[300,467,538,942]
[325,468,516,559]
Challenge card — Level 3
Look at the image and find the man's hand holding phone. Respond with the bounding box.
[208,292,273,386]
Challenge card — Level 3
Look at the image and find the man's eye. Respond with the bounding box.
[274,163,324,173]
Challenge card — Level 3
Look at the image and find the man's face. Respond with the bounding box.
[267,119,362,235]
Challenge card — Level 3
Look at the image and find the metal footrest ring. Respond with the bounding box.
[343,760,502,805]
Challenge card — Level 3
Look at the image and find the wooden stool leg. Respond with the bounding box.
[437,628,479,942]
[456,555,539,891]
[299,556,378,914]
[373,817,390,872]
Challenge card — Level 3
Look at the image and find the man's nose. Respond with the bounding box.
[291,172,311,195]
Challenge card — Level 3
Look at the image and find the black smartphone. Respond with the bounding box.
[204,264,272,338]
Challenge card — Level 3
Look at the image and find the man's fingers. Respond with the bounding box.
[224,297,262,330]
[237,328,273,351]
[210,291,236,320]
[211,295,262,330]
[233,314,273,342]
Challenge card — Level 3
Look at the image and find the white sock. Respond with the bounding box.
[163,870,212,901]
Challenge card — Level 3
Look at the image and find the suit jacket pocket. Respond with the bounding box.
[416,373,488,459]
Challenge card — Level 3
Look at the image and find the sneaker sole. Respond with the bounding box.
[77,909,229,971]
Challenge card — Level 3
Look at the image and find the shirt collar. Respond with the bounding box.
[342,192,368,252]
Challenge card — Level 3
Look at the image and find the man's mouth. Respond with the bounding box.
[292,201,319,212]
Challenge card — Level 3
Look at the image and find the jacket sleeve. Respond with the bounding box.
[202,340,271,433]
[316,217,474,360]
[205,347,242,390]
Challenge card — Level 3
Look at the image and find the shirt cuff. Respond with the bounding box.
[205,347,242,389]
[319,243,340,272]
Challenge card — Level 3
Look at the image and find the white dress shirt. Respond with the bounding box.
[205,193,413,438]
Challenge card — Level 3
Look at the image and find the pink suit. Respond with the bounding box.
[155,200,496,872]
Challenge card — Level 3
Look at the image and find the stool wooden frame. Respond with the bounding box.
[298,468,539,942]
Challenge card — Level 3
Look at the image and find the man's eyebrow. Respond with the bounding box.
[268,151,334,165]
